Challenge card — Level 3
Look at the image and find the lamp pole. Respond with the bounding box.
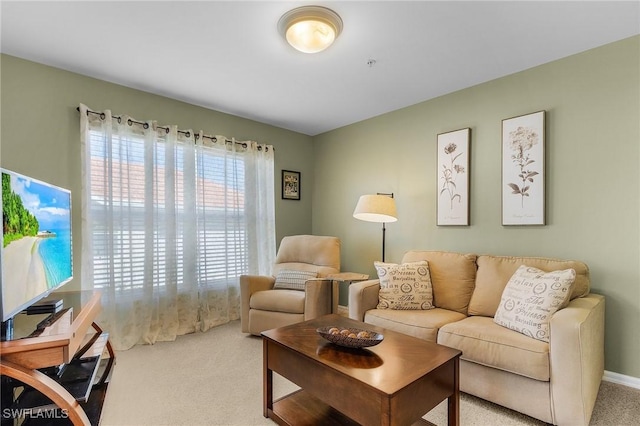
[377,192,393,263]
[381,222,386,262]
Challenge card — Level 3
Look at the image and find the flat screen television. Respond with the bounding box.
[1,168,73,328]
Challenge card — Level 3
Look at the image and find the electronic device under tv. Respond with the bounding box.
[1,168,73,340]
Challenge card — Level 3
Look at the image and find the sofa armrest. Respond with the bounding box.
[348,279,381,321]
[240,275,275,333]
[304,279,335,320]
[549,293,605,426]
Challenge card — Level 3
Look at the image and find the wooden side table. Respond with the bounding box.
[326,272,370,314]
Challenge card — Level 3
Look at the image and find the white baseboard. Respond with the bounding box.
[603,370,640,390]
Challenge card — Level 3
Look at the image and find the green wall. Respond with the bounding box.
[312,36,640,378]
[0,54,314,293]
[2,36,639,378]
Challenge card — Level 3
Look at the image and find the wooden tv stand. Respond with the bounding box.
[0,291,115,425]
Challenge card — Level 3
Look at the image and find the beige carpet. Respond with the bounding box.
[101,320,640,426]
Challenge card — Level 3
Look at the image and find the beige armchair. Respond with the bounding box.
[240,235,341,335]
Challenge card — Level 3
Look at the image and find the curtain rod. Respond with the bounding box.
[76,107,272,151]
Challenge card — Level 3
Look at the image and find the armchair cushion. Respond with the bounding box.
[250,289,305,314]
[273,235,341,278]
[273,269,318,291]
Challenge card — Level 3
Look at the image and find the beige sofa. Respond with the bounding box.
[349,250,605,426]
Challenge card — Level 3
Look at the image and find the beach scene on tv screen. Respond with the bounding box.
[2,172,72,315]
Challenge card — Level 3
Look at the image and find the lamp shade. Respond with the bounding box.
[353,194,398,223]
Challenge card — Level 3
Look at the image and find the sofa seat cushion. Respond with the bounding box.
[438,316,550,381]
[364,308,466,342]
[250,289,305,314]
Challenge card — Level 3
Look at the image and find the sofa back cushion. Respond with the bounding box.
[468,255,590,317]
[401,251,477,314]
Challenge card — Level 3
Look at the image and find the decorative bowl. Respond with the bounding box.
[316,326,384,349]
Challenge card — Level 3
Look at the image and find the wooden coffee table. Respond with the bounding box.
[262,314,461,426]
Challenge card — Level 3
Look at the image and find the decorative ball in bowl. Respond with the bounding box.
[316,326,384,349]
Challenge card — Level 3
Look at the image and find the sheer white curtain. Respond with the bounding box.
[79,104,275,350]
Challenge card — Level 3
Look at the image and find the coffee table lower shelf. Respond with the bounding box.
[269,389,435,426]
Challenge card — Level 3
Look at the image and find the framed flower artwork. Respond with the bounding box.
[437,128,470,226]
[502,111,545,225]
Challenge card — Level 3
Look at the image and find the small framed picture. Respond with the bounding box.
[502,110,545,225]
[437,128,471,226]
[282,170,301,200]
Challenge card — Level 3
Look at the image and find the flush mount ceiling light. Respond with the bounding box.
[278,5,343,53]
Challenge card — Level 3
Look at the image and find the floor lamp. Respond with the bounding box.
[353,193,398,262]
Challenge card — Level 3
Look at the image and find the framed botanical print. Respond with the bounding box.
[282,170,301,200]
[502,111,545,225]
[437,128,471,226]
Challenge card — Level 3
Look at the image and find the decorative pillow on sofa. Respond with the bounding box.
[273,270,318,291]
[493,265,576,342]
[374,261,435,310]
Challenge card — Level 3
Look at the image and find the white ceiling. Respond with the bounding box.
[1,1,638,136]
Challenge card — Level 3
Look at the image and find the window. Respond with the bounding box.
[80,105,275,346]
[88,129,249,292]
